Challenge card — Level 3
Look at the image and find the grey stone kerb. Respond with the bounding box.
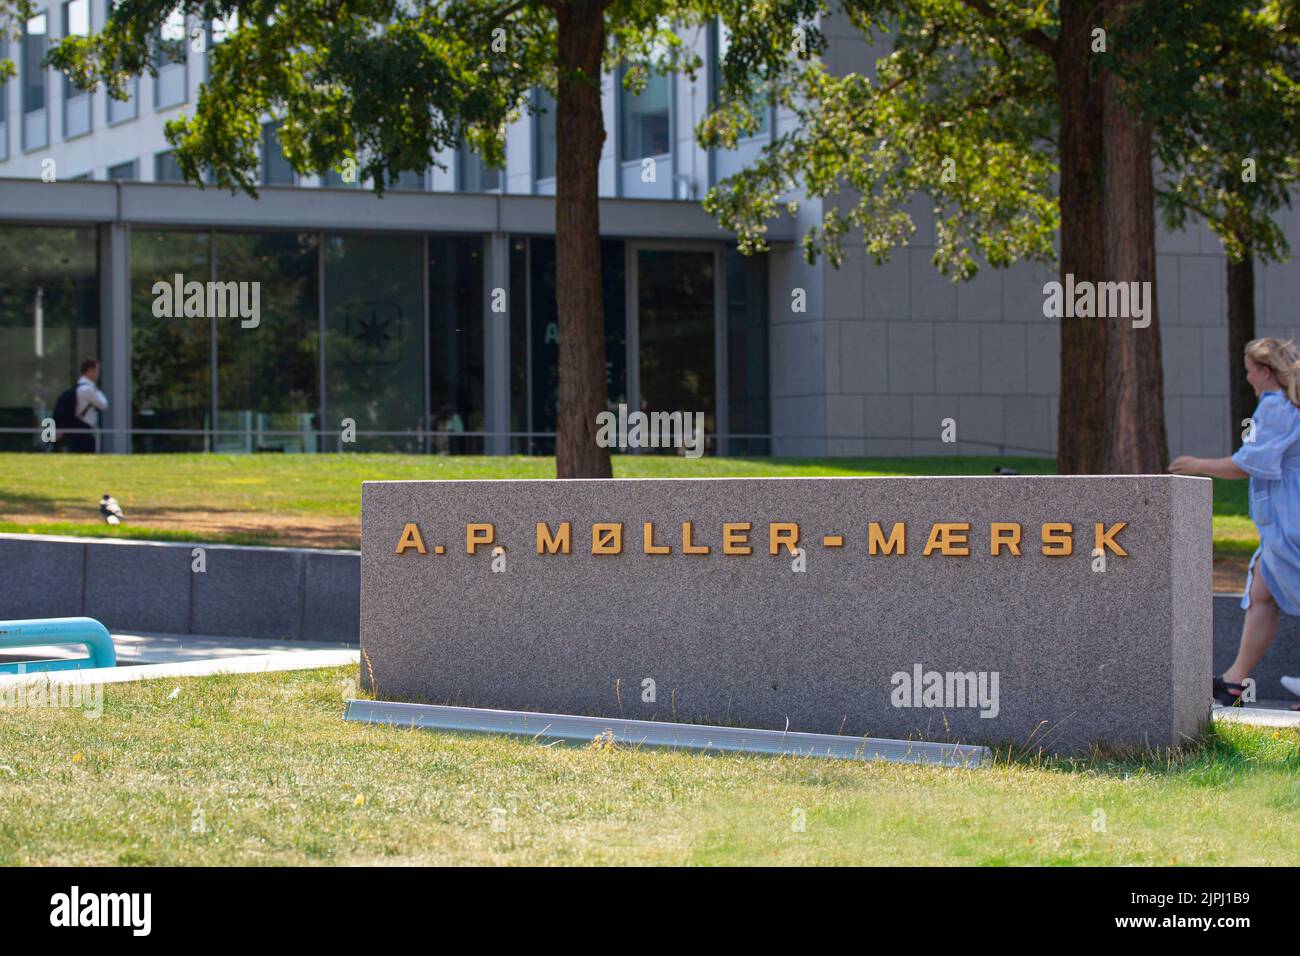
[359,475,1212,754]
[0,533,359,643]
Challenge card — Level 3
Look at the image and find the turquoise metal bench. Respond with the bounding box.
[0,617,117,674]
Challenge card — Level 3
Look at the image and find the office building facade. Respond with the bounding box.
[1,6,1294,457]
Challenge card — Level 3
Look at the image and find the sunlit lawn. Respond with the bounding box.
[0,452,1251,557]
[0,665,1295,865]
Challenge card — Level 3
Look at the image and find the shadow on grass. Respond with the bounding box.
[989,719,1300,781]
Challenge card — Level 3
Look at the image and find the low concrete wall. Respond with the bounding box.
[1213,593,1300,698]
[0,533,359,643]
[361,475,1212,754]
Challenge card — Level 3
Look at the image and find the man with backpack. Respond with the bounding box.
[53,359,109,453]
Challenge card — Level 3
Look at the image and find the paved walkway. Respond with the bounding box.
[0,631,355,666]
[1212,699,1300,728]
[0,630,358,689]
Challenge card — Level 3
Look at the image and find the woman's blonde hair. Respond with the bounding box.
[1245,337,1300,408]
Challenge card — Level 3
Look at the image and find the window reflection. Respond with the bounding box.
[214,232,319,452]
[130,229,210,452]
[428,237,485,454]
[324,233,424,452]
[0,226,99,450]
[637,249,715,452]
[620,68,670,161]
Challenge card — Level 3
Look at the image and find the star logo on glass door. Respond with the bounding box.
[344,302,403,364]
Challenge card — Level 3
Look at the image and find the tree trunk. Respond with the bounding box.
[1055,1,1109,474]
[1227,253,1256,448]
[1099,4,1168,473]
[553,1,613,478]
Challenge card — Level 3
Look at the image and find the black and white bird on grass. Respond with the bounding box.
[100,494,124,525]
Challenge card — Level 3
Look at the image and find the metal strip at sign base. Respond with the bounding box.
[343,699,991,767]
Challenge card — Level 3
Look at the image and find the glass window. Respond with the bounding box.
[390,168,425,191]
[523,238,625,455]
[107,159,136,180]
[323,233,424,452]
[714,19,768,138]
[213,232,319,452]
[211,12,237,43]
[108,79,138,124]
[428,237,485,454]
[534,88,557,180]
[130,230,211,452]
[456,143,500,192]
[323,164,359,188]
[637,249,715,451]
[105,0,138,123]
[261,121,294,185]
[62,0,90,98]
[619,68,670,161]
[22,13,47,114]
[0,227,99,451]
[157,9,186,68]
[154,150,183,182]
[725,248,769,455]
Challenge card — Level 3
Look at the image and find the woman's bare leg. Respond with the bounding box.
[1224,563,1279,686]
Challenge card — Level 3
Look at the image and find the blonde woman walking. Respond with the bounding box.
[1170,338,1300,708]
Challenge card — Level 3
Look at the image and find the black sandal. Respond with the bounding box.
[1213,676,1247,707]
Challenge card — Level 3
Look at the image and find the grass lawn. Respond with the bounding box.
[0,666,1296,865]
[0,452,1255,587]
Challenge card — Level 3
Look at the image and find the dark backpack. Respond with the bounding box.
[52,386,84,432]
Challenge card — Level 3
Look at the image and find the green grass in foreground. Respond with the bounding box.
[0,452,1255,553]
[0,666,1296,865]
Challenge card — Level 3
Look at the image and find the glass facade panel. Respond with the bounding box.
[428,237,485,453]
[509,238,527,453]
[619,69,670,161]
[637,249,714,451]
[130,229,210,452]
[534,89,557,180]
[0,226,99,451]
[323,233,424,452]
[725,248,769,456]
[524,238,625,455]
[213,232,319,452]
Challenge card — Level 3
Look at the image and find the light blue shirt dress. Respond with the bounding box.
[1232,390,1300,615]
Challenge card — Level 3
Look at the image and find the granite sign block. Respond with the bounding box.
[360,476,1212,753]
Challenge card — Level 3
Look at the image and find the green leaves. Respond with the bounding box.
[1105,0,1300,263]
[703,0,1058,275]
